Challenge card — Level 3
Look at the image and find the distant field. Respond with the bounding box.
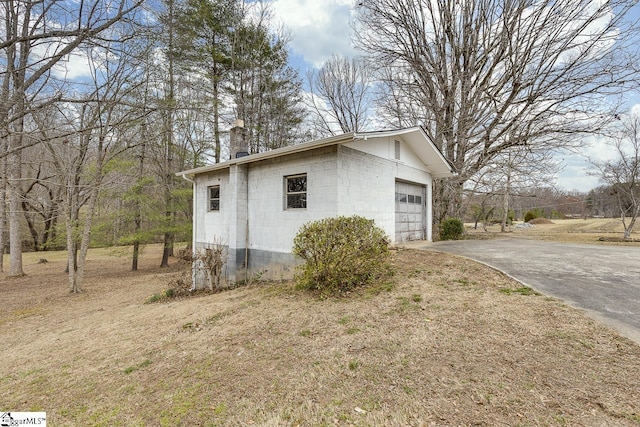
[466,218,639,245]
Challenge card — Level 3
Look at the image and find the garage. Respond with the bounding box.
[395,181,426,242]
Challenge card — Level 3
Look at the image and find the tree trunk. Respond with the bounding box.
[501,164,512,233]
[132,241,140,271]
[66,137,105,292]
[62,144,84,288]
[6,0,32,277]
[64,246,78,274]
[623,207,638,239]
[42,203,58,250]
[22,200,40,250]
[435,178,465,223]
[74,178,101,293]
[0,142,6,272]
[161,13,176,269]
[8,133,24,276]
[64,200,78,289]
[160,228,174,267]
[132,125,147,271]
[213,77,221,163]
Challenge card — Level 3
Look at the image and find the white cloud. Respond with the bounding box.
[51,50,93,80]
[556,155,599,192]
[556,137,608,192]
[555,102,640,192]
[270,0,358,68]
[0,2,95,81]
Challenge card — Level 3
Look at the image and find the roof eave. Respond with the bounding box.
[176,127,457,179]
[176,132,354,177]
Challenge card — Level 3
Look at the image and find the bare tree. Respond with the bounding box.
[471,144,559,232]
[0,138,6,271]
[38,36,146,292]
[1,0,144,277]
[127,39,158,271]
[355,0,639,218]
[307,55,373,135]
[591,117,640,239]
[373,64,430,129]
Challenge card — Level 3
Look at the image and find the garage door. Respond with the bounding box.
[395,181,426,242]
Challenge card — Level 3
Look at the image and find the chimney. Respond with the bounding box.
[230,119,248,159]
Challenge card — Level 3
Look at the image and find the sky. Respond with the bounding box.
[270,0,358,68]
[40,0,636,192]
[268,0,640,193]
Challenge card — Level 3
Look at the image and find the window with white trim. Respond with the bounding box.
[208,185,220,211]
[285,174,307,209]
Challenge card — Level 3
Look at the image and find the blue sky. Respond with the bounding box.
[269,0,640,193]
[270,0,357,69]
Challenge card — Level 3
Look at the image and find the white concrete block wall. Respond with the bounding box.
[194,171,230,248]
[228,164,248,250]
[336,145,433,242]
[193,138,436,267]
[336,146,396,240]
[246,146,339,253]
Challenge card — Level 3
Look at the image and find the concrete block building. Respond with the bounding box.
[176,124,454,286]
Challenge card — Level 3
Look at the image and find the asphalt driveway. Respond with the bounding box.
[408,239,640,344]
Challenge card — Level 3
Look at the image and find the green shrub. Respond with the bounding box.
[439,218,464,240]
[524,207,546,222]
[292,215,391,295]
[524,210,538,222]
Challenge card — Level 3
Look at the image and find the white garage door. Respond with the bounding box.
[395,181,426,242]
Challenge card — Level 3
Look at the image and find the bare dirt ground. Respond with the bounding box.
[1,242,640,426]
[467,217,640,245]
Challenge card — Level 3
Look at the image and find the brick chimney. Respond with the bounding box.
[230,119,248,159]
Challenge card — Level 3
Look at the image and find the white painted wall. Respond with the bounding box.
[193,138,437,255]
[246,146,339,253]
[344,135,427,171]
[335,145,433,242]
[343,136,393,159]
[194,170,230,249]
[335,146,395,239]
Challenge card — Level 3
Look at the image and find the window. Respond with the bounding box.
[208,185,220,211]
[285,174,307,209]
[395,192,422,205]
[394,140,401,160]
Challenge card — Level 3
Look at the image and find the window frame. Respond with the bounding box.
[284,173,307,210]
[207,185,220,211]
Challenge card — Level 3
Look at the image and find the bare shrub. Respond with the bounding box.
[193,239,227,290]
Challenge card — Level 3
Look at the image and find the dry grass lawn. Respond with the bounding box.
[1,242,639,426]
[467,217,640,245]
